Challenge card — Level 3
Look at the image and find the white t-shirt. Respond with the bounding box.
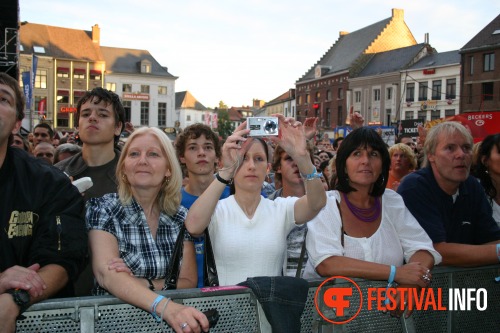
[209,195,298,286]
[303,189,441,279]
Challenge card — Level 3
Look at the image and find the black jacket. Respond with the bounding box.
[0,147,87,295]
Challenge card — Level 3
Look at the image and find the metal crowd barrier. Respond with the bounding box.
[16,265,500,333]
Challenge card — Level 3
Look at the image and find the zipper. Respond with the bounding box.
[56,216,62,251]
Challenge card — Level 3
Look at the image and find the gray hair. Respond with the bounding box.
[424,121,473,164]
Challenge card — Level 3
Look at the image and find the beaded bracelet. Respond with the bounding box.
[300,167,323,181]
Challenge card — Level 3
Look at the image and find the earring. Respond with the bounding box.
[122,174,128,184]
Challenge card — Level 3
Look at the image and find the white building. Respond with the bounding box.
[101,46,177,128]
[401,50,461,122]
[175,91,216,130]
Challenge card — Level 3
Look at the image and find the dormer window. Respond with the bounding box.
[140,59,152,73]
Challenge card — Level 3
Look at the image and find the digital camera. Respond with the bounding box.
[247,117,279,137]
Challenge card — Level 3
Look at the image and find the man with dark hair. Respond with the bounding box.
[175,123,229,287]
[33,122,54,147]
[0,73,87,332]
[269,141,316,277]
[55,87,125,296]
[55,87,125,201]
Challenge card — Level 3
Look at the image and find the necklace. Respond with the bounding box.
[342,192,381,223]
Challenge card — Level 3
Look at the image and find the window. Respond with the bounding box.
[484,53,495,72]
[56,90,69,104]
[406,83,415,102]
[106,82,116,92]
[432,80,441,100]
[298,95,302,105]
[122,101,131,122]
[445,109,456,117]
[186,115,191,121]
[123,84,132,92]
[326,108,331,127]
[57,67,69,78]
[467,84,472,104]
[90,70,101,80]
[386,87,392,100]
[482,82,494,101]
[158,102,167,127]
[315,91,320,102]
[405,111,413,119]
[418,110,427,121]
[326,90,332,101]
[374,89,380,101]
[73,69,85,80]
[431,110,440,120]
[158,86,168,95]
[57,118,69,127]
[34,69,47,89]
[141,85,150,94]
[33,46,45,53]
[73,91,85,105]
[469,56,474,75]
[355,91,361,103]
[418,82,428,101]
[337,106,343,126]
[306,94,310,104]
[140,102,149,125]
[446,79,456,99]
[338,88,343,99]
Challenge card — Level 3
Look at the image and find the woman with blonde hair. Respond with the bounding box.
[86,127,209,333]
[387,143,417,191]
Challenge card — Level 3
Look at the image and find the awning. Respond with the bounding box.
[90,69,102,75]
[74,90,86,97]
[57,67,69,72]
[57,90,69,96]
[73,68,86,74]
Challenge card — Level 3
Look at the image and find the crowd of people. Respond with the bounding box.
[1,73,499,332]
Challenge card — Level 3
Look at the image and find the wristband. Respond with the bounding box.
[496,243,500,262]
[300,167,323,181]
[384,265,396,305]
[150,295,165,323]
[215,172,232,185]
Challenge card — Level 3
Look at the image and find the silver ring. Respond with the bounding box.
[180,322,188,330]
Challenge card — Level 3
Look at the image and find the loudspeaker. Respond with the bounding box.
[0,0,19,79]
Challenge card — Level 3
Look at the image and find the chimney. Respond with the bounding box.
[339,31,349,37]
[92,24,100,44]
[424,33,429,44]
[392,8,404,20]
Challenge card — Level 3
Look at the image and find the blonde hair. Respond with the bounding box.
[389,143,417,170]
[116,127,182,215]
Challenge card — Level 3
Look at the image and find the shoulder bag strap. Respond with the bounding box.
[336,198,345,247]
[203,228,219,287]
[295,228,308,278]
[164,226,186,290]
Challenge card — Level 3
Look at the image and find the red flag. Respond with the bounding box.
[38,98,46,115]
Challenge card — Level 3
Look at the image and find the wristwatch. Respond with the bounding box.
[6,289,31,314]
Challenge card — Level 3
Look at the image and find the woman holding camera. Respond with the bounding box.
[185,114,326,285]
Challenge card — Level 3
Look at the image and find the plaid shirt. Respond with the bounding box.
[86,193,191,294]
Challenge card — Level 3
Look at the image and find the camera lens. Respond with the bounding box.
[264,120,277,134]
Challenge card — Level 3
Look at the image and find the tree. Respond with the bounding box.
[217,109,234,139]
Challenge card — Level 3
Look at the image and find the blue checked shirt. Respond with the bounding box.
[86,193,192,295]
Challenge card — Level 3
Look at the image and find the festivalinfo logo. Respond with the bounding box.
[314,276,488,324]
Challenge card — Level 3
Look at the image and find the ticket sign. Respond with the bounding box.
[60,106,77,113]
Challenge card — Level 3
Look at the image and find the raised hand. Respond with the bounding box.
[303,117,319,141]
[219,123,250,179]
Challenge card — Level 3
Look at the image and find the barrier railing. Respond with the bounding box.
[16,265,500,333]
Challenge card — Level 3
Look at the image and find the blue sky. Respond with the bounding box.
[20,0,500,108]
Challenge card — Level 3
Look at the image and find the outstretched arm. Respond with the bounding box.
[185,123,250,236]
[269,114,326,223]
[434,242,500,267]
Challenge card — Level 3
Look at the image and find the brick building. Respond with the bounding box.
[460,14,500,113]
[295,8,417,130]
